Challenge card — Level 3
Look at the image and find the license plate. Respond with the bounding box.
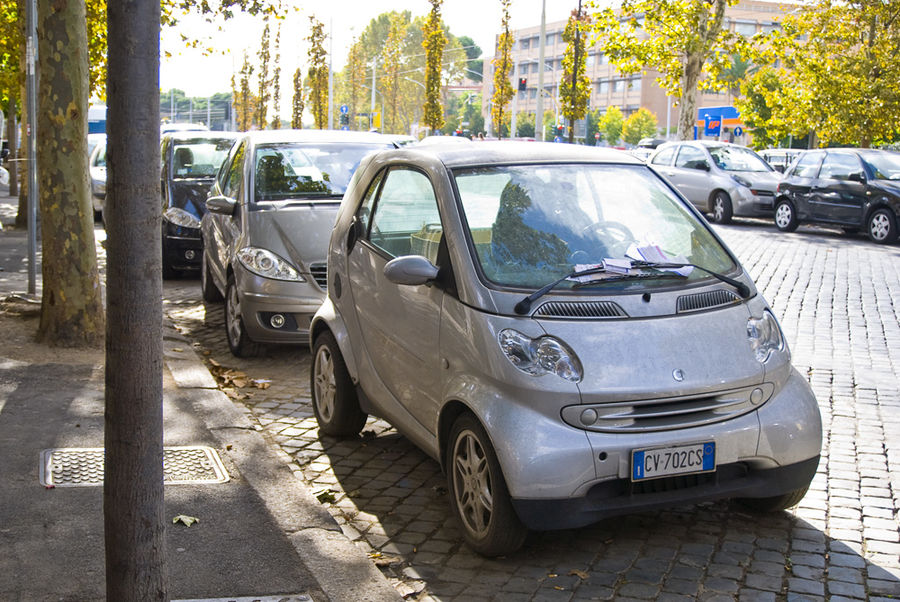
[631,441,716,481]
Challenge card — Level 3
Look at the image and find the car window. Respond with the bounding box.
[368,167,442,264]
[791,151,824,178]
[454,164,735,291]
[860,150,900,180]
[356,169,385,236]
[707,146,771,172]
[172,138,234,179]
[674,145,708,170]
[650,146,676,166]
[221,141,247,199]
[820,153,864,181]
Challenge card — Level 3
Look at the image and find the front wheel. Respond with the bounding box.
[737,486,809,512]
[311,331,367,437]
[774,200,799,232]
[711,192,733,224]
[447,413,527,557]
[225,274,261,357]
[867,208,898,244]
[201,253,224,302]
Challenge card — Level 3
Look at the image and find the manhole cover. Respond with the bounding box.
[40,446,230,487]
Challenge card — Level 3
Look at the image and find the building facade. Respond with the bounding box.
[481,0,795,141]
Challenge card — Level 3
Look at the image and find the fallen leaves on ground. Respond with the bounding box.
[172,515,199,527]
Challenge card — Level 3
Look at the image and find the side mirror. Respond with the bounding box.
[346,216,361,252]
[697,160,711,171]
[848,172,866,183]
[384,255,439,286]
[206,195,237,217]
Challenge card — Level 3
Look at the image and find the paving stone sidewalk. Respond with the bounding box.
[163,220,900,601]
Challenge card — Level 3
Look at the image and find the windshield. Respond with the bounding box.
[708,146,771,172]
[861,151,900,180]
[454,164,736,291]
[172,138,234,179]
[254,142,388,201]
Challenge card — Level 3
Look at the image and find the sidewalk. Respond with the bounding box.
[0,191,401,601]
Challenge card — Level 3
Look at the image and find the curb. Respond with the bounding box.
[162,323,402,602]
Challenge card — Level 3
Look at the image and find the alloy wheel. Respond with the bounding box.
[775,203,793,229]
[452,430,493,538]
[870,212,891,241]
[313,345,336,422]
[226,284,243,345]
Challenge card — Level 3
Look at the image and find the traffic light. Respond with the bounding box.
[556,124,565,137]
[518,77,527,91]
[339,113,349,126]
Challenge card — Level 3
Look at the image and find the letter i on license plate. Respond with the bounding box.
[631,441,716,481]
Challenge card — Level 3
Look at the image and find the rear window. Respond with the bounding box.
[172,138,235,179]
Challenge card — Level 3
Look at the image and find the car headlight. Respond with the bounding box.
[747,310,784,362]
[498,329,583,382]
[163,207,201,229]
[237,247,305,282]
[731,174,752,188]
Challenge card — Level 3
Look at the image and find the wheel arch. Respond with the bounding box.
[437,400,478,473]
[309,298,360,383]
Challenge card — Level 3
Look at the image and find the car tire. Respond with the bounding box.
[737,485,809,512]
[711,191,733,224]
[446,413,528,557]
[311,331,367,437]
[225,274,261,357]
[774,200,798,232]
[867,208,898,244]
[201,253,224,302]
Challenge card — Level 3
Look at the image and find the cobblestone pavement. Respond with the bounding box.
[163,220,900,601]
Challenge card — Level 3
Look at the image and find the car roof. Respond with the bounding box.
[377,140,642,168]
[237,129,394,146]
[163,131,238,143]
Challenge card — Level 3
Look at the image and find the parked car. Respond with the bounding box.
[88,139,106,220]
[160,131,237,278]
[759,148,802,173]
[309,141,822,556]
[87,132,106,159]
[200,129,395,357]
[773,148,900,244]
[161,122,209,135]
[649,141,781,224]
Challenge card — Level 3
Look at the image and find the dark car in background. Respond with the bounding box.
[200,129,394,357]
[161,131,237,277]
[759,148,802,173]
[773,148,900,244]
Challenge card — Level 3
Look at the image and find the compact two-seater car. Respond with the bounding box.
[310,142,823,556]
[200,129,394,357]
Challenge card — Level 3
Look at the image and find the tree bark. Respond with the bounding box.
[36,0,104,345]
[5,98,17,197]
[104,0,167,600]
[678,53,703,141]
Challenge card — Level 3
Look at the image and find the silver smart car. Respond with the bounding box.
[200,129,393,356]
[310,142,822,556]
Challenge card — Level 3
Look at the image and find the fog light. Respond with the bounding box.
[270,314,286,328]
[185,250,196,260]
[750,387,764,405]
[580,408,598,426]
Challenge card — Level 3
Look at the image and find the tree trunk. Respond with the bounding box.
[6,98,18,197]
[105,0,167,600]
[15,0,27,228]
[678,54,703,141]
[36,0,104,346]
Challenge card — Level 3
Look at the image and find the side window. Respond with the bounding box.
[221,141,246,199]
[675,146,708,170]
[368,168,442,264]
[792,152,824,178]
[820,153,863,181]
[650,146,675,166]
[356,169,385,236]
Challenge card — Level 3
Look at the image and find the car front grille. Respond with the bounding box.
[676,289,741,313]
[309,263,327,291]
[533,301,628,319]
[562,383,773,433]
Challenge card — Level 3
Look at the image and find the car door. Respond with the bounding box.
[207,140,247,284]
[809,152,868,225]
[346,166,444,435]
[669,145,714,209]
[783,151,824,220]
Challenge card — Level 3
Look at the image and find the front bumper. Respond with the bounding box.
[235,265,326,344]
[733,187,776,217]
[163,223,203,271]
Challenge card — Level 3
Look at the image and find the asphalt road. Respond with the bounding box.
[164,218,900,601]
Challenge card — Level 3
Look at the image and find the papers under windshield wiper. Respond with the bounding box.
[566,245,693,285]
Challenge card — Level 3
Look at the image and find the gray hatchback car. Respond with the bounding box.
[200,129,393,356]
[310,142,822,556]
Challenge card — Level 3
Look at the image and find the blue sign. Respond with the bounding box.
[553,136,563,143]
[704,114,722,137]
[341,125,350,131]
[339,104,349,115]
[733,126,744,137]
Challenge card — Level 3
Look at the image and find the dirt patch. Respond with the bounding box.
[0,304,104,366]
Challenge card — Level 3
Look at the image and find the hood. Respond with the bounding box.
[870,179,900,198]
[537,301,764,401]
[729,169,782,192]
[246,201,341,273]
[170,179,215,220]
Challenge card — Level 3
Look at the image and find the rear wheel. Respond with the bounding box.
[201,253,223,302]
[311,331,367,437]
[774,200,798,232]
[711,191,733,224]
[867,208,898,244]
[225,274,261,357]
[447,413,527,557]
[738,486,809,512]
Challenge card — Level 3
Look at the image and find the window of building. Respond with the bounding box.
[613,79,625,93]
[586,53,595,67]
[520,38,530,50]
[546,32,556,45]
[598,80,609,94]
[734,21,757,36]
[629,77,641,92]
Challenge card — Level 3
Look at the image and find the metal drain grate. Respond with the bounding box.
[40,446,230,487]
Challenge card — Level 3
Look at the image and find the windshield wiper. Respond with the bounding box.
[513,262,750,315]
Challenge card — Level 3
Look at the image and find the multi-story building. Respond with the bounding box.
[481,0,794,141]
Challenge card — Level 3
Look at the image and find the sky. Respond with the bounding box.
[159,0,581,102]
